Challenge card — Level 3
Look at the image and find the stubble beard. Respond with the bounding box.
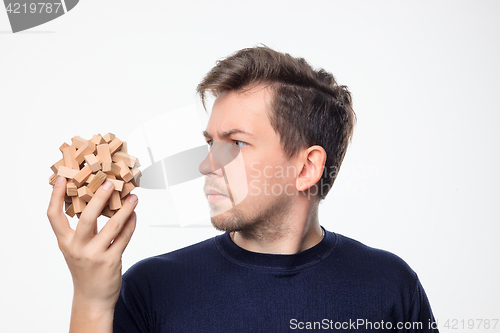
[210,191,294,241]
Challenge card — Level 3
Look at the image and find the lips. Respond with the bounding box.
[205,188,230,205]
[205,189,227,196]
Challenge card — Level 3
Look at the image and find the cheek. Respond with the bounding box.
[223,153,249,205]
[245,161,297,198]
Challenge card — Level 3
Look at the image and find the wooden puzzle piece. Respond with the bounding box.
[131,168,141,187]
[73,164,92,187]
[65,203,75,218]
[57,166,79,179]
[87,170,108,193]
[108,137,123,155]
[108,191,122,210]
[51,158,64,173]
[51,133,140,218]
[71,136,87,149]
[77,186,93,202]
[59,142,70,152]
[112,151,139,169]
[116,160,133,182]
[66,180,78,197]
[104,163,121,178]
[49,173,58,186]
[91,134,106,145]
[72,195,86,213]
[101,206,116,218]
[120,182,135,198]
[97,143,112,172]
[102,133,115,143]
[62,146,79,170]
[75,141,96,164]
[106,178,124,192]
[84,154,100,172]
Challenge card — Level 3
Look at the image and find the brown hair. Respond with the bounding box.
[197,46,356,200]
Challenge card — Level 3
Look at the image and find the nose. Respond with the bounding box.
[199,149,215,175]
[198,142,240,175]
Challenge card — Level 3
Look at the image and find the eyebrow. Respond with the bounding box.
[202,128,255,140]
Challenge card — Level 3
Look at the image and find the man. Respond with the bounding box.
[47,46,438,332]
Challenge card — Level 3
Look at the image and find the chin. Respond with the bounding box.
[210,207,246,233]
[210,212,237,232]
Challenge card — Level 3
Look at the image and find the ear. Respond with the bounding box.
[296,145,326,191]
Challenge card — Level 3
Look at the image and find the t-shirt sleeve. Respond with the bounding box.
[407,278,439,333]
[113,273,153,333]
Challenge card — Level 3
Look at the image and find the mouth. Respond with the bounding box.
[205,188,229,204]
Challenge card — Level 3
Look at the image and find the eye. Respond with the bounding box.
[206,140,213,147]
[234,140,247,148]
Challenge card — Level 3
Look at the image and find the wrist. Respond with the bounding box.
[70,295,115,333]
[72,292,117,314]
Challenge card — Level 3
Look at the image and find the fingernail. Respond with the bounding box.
[55,176,64,187]
[102,181,113,190]
[128,195,138,204]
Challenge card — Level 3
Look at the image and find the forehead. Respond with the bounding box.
[205,85,274,138]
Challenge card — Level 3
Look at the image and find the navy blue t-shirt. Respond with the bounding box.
[113,229,438,332]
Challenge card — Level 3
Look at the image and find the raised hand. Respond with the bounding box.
[47,176,138,333]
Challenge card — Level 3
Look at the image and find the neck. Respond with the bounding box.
[232,199,323,255]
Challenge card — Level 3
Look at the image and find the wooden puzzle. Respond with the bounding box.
[49,133,141,218]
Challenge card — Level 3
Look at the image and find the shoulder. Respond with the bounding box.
[334,233,419,286]
[330,233,437,323]
[122,236,218,282]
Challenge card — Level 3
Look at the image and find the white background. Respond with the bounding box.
[1,1,499,332]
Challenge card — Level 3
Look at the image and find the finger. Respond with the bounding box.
[46,177,72,239]
[74,180,115,245]
[107,211,137,257]
[94,194,138,250]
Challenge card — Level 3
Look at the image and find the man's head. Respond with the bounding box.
[197,46,355,235]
